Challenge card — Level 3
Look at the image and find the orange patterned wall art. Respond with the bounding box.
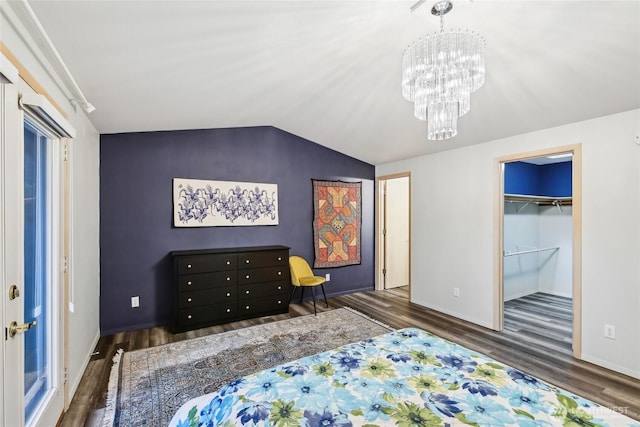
[312,180,361,268]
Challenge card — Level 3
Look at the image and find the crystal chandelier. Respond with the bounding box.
[402,1,485,140]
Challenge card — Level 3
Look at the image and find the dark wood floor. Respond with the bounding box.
[504,292,573,355]
[61,288,640,426]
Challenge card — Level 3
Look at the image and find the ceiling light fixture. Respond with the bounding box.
[402,1,485,140]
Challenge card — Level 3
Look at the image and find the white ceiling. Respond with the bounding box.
[20,0,640,165]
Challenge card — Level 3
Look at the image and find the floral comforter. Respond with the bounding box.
[169,328,638,426]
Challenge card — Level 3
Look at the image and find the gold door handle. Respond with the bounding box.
[8,320,37,338]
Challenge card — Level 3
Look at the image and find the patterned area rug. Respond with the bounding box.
[107,308,391,426]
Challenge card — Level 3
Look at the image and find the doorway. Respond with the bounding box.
[494,145,582,359]
[376,173,411,298]
[2,85,69,427]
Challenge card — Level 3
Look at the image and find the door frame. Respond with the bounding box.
[375,172,412,296]
[493,144,582,359]
[1,82,70,426]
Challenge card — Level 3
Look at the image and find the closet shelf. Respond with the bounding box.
[504,246,559,257]
[504,194,572,213]
[504,194,572,205]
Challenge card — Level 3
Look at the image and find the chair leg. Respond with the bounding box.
[320,284,328,308]
[299,286,305,304]
[289,285,297,305]
[311,286,317,316]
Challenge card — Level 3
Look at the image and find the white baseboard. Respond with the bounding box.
[503,290,538,301]
[67,330,100,405]
[581,353,640,380]
[538,289,573,299]
[410,298,493,330]
[504,289,573,301]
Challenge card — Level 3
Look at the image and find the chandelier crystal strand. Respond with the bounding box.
[402,1,485,141]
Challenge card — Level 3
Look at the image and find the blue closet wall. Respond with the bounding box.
[505,161,572,197]
[100,126,375,335]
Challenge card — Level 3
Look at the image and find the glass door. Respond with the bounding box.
[23,118,56,424]
[2,85,66,426]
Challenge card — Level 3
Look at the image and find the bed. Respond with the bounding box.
[169,328,638,426]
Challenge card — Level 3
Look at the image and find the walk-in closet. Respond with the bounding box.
[503,155,573,353]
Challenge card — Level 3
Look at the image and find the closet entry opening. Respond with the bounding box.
[376,173,411,300]
[502,152,576,356]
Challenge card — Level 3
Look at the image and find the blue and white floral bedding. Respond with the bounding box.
[169,328,639,426]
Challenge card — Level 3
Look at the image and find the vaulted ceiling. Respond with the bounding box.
[18,1,640,164]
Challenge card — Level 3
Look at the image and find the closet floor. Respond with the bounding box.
[504,292,573,355]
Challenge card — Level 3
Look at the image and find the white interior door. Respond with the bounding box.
[2,84,66,427]
[384,176,410,289]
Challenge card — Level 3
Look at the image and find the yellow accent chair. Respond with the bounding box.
[289,256,328,315]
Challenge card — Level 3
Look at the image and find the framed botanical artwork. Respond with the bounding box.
[173,178,278,227]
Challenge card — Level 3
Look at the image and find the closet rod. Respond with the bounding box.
[503,247,559,257]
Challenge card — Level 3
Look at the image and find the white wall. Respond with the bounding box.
[377,109,640,378]
[503,203,573,300]
[1,2,101,403]
[538,205,572,297]
[503,203,540,300]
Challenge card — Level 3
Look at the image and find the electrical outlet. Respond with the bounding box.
[453,288,460,297]
[325,273,331,281]
[131,296,140,308]
[604,324,615,340]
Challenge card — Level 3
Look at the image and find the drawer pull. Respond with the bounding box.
[245,275,250,279]
[278,257,282,261]
[187,264,192,269]
[226,308,231,313]
[187,281,192,286]
[277,286,282,290]
[277,271,282,276]
[277,300,282,304]
[245,290,250,295]
[226,277,231,281]
[245,305,250,310]
[245,259,250,264]
[187,297,192,302]
[187,314,192,319]
[226,292,231,297]
[226,261,231,265]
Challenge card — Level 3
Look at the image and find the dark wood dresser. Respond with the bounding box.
[171,245,290,333]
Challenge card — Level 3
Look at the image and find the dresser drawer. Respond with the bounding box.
[172,246,290,333]
[238,295,289,315]
[238,281,288,300]
[238,266,288,285]
[177,253,237,274]
[237,250,288,268]
[178,271,236,291]
[176,303,237,328]
[178,286,236,309]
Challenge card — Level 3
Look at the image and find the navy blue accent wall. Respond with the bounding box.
[539,162,572,197]
[504,161,540,195]
[505,161,572,197]
[100,126,375,335]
